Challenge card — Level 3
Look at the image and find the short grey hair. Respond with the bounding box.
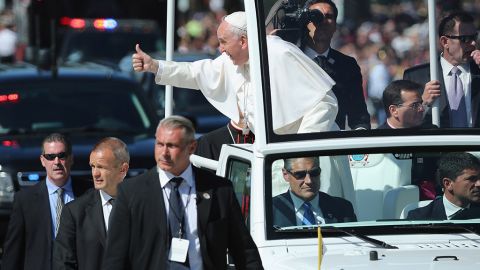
[283,156,320,171]
[92,137,130,166]
[157,115,195,144]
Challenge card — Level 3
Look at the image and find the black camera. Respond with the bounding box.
[266,0,324,43]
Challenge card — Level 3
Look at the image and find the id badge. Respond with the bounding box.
[168,238,189,263]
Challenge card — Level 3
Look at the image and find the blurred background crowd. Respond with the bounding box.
[1,0,480,126]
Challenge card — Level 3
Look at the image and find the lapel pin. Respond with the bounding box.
[202,193,211,200]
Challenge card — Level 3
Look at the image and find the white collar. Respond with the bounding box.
[157,165,194,189]
[443,195,469,219]
[99,190,113,206]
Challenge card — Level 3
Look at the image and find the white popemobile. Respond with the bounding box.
[162,0,480,269]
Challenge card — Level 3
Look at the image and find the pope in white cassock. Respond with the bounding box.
[132,11,338,135]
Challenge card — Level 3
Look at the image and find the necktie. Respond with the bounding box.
[55,188,64,236]
[314,55,334,77]
[169,177,185,239]
[448,66,468,127]
[107,198,115,231]
[302,201,316,225]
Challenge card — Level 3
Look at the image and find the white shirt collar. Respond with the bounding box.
[99,189,113,206]
[440,55,470,76]
[157,165,194,189]
[304,46,330,60]
[443,195,469,219]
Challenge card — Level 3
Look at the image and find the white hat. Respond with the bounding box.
[224,11,247,31]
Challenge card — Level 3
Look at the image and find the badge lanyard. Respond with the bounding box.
[163,182,192,239]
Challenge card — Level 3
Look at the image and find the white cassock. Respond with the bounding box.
[155,35,338,134]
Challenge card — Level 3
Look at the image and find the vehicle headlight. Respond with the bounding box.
[0,170,15,203]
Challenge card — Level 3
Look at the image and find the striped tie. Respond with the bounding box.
[55,188,64,237]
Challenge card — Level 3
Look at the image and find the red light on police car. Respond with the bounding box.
[69,18,86,29]
[2,140,19,148]
[0,93,20,103]
[60,17,71,26]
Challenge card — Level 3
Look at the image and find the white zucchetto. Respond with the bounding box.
[224,11,247,31]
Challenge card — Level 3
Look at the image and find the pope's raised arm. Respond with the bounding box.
[132,44,159,74]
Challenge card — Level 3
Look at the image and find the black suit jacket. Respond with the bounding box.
[272,191,357,227]
[1,178,92,270]
[407,196,480,220]
[326,49,371,130]
[52,189,106,270]
[102,166,263,270]
[403,60,480,127]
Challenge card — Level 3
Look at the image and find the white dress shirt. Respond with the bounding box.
[440,57,473,126]
[443,195,469,220]
[158,166,202,270]
[99,190,114,231]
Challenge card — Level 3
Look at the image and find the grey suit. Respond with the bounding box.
[52,189,106,270]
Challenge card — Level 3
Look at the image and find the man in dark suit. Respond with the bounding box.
[52,137,130,270]
[272,157,356,227]
[1,133,92,270]
[102,115,263,270]
[377,80,438,129]
[300,0,370,130]
[407,152,480,220]
[403,11,480,128]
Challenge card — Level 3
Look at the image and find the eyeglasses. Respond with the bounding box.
[444,33,478,43]
[395,101,424,111]
[42,152,68,161]
[285,167,321,180]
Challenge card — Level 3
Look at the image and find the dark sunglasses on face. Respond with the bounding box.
[42,152,68,161]
[285,167,321,180]
[444,33,478,43]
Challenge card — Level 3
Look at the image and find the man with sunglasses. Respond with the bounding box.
[404,11,480,128]
[272,157,356,227]
[2,133,92,270]
[377,80,438,129]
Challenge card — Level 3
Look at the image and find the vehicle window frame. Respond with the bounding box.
[225,156,252,229]
[264,145,480,240]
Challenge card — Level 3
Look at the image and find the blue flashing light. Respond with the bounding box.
[28,174,40,181]
[94,18,118,30]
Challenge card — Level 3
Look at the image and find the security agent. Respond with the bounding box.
[407,152,480,220]
[102,115,263,270]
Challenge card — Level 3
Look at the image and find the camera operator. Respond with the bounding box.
[298,0,371,130]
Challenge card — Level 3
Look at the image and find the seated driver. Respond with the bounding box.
[272,156,357,226]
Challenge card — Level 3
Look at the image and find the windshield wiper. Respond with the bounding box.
[276,225,398,249]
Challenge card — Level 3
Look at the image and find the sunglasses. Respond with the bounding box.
[42,152,68,161]
[444,33,478,43]
[395,101,425,111]
[285,167,321,180]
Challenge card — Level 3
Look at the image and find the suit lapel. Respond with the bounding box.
[86,191,106,246]
[431,198,448,220]
[194,168,212,234]
[469,62,480,126]
[147,168,168,239]
[37,181,54,241]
